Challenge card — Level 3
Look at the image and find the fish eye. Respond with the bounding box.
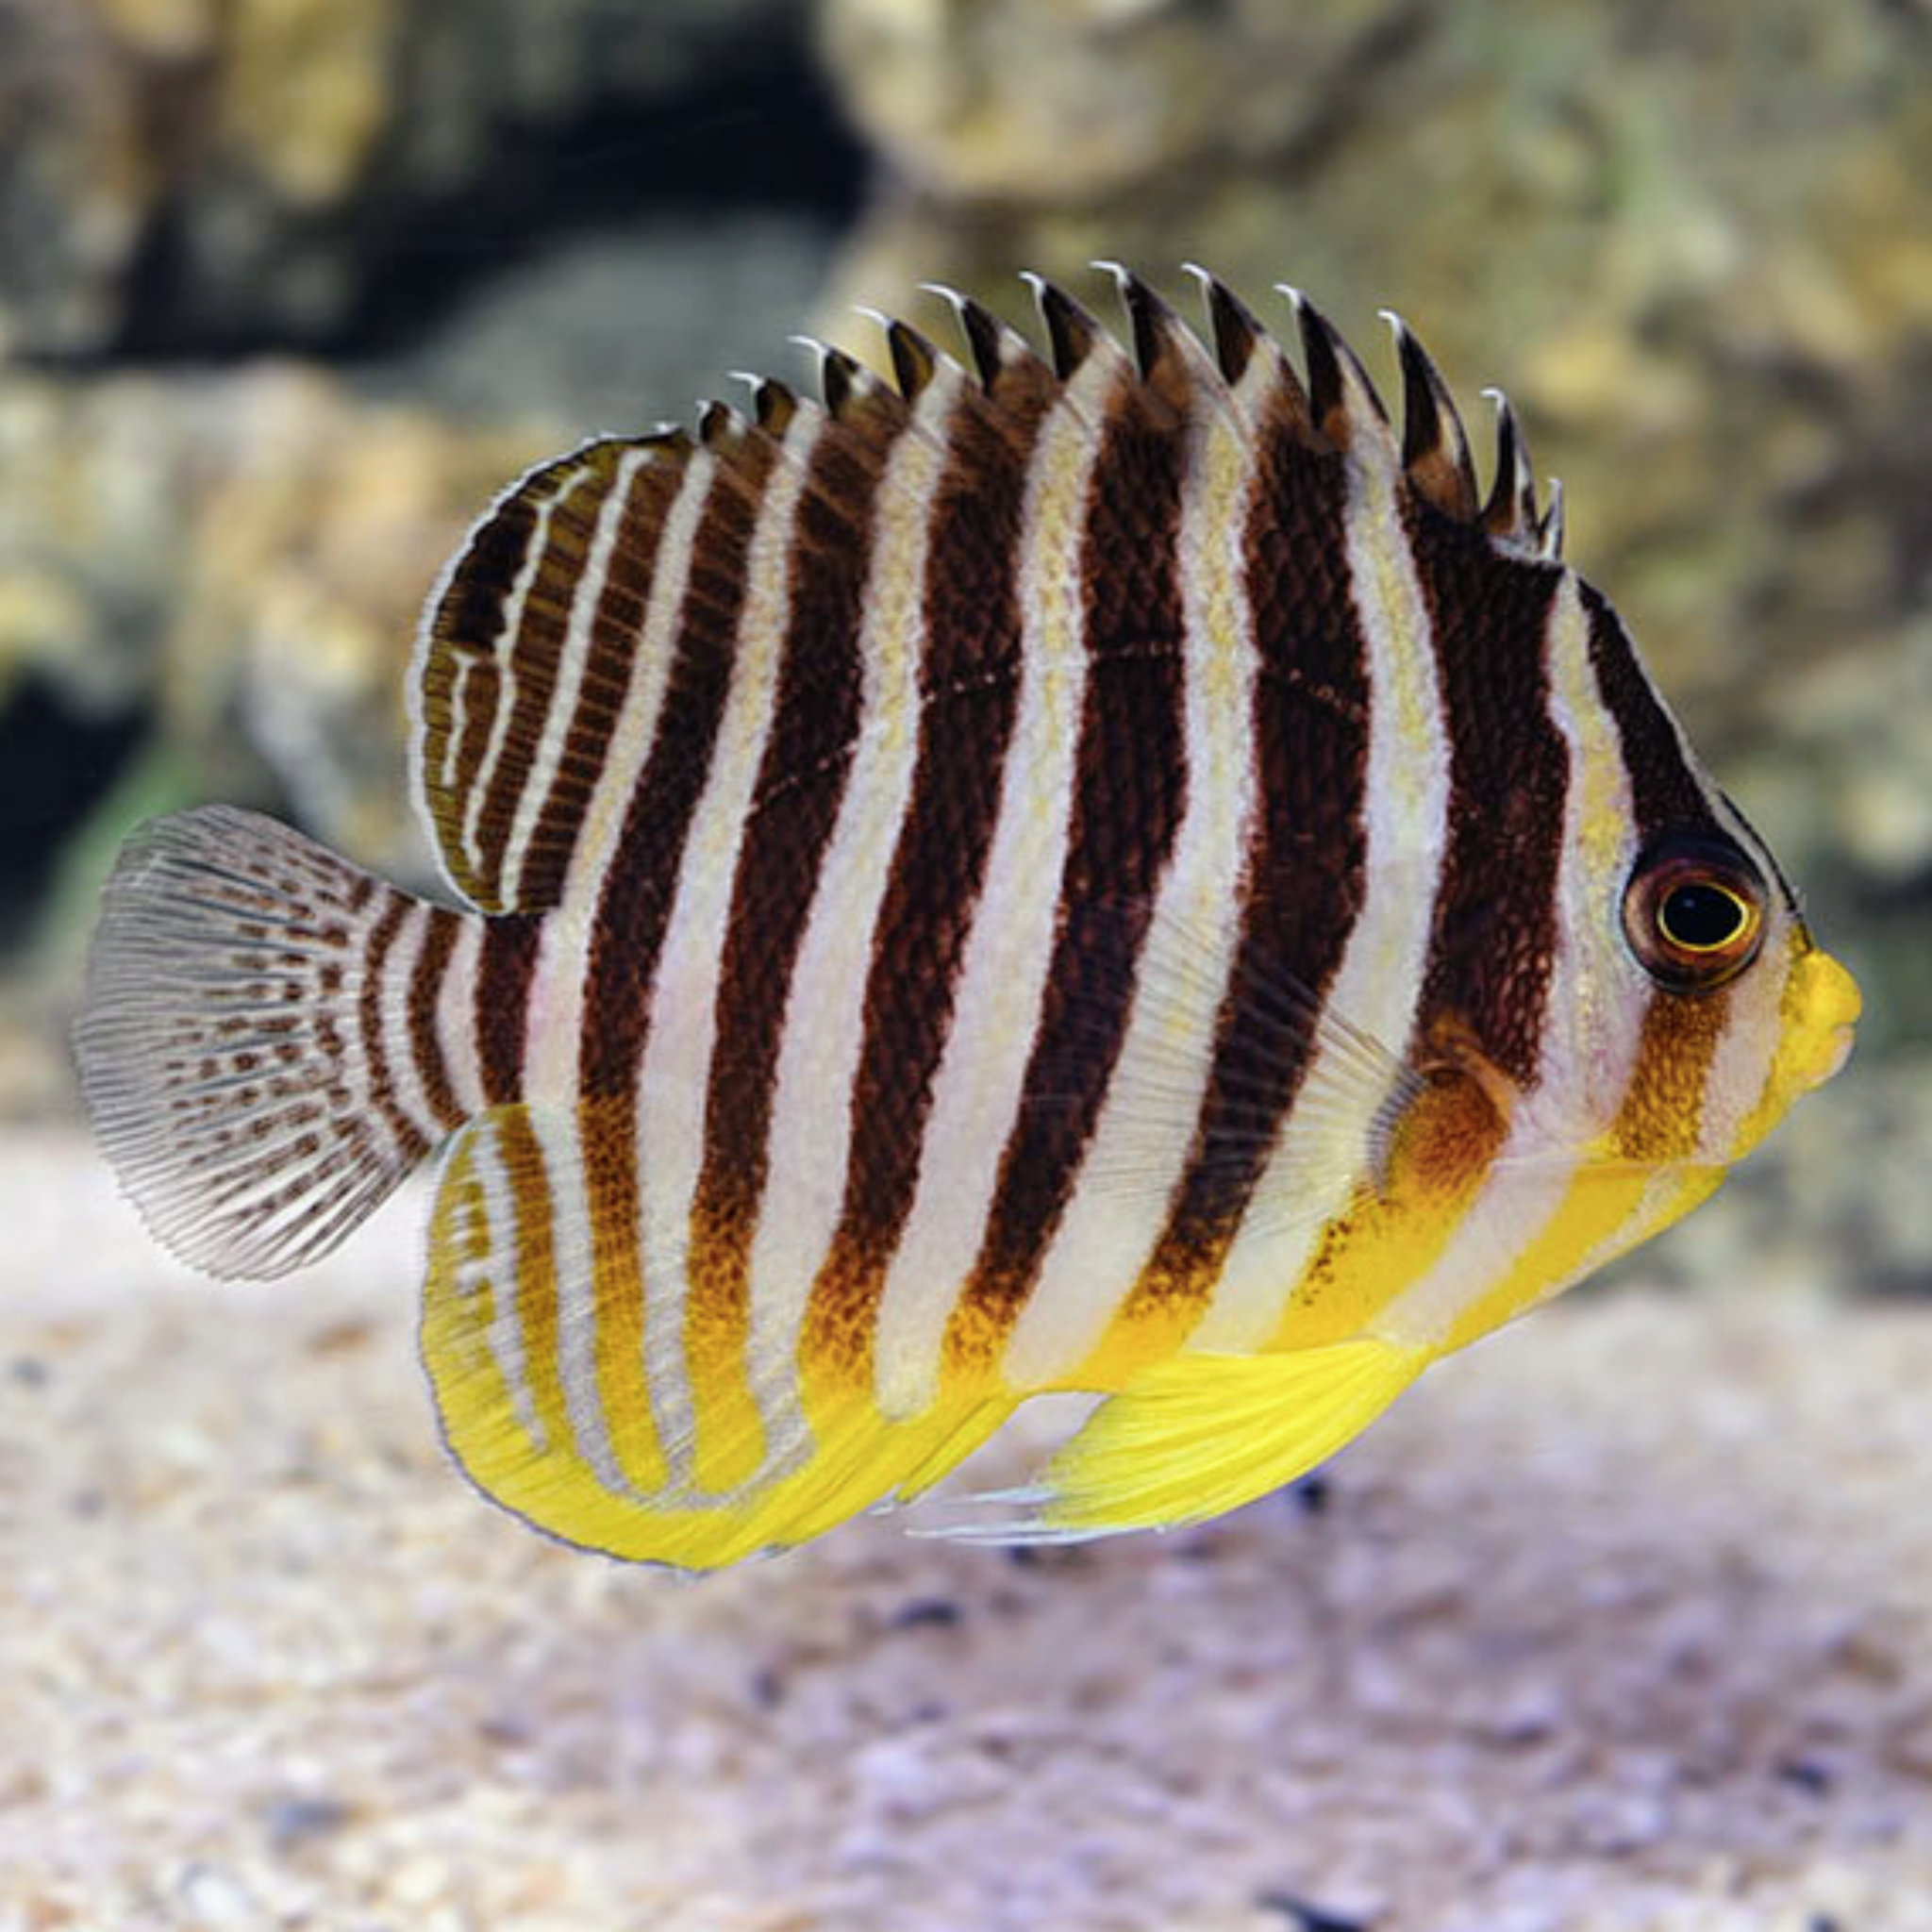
[1623,834,1767,991]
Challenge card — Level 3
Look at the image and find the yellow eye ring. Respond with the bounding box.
[1624,836,1767,991]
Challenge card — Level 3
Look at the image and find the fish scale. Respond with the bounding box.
[75,268,1860,1569]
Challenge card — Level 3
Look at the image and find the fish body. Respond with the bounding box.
[75,271,1859,1567]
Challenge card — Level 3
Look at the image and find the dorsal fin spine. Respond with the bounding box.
[1478,386,1542,548]
[1280,285,1394,457]
[1383,310,1479,522]
[1025,272,1103,381]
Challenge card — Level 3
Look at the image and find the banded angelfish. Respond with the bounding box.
[75,270,1859,1568]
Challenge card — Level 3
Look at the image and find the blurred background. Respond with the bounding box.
[1,0,1928,1294]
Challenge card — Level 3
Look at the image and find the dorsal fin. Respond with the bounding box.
[412,267,1567,916]
[1183,264,1313,438]
[1385,310,1479,523]
[1024,272,1109,382]
[1479,385,1542,549]
[409,393,816,914]
[883,315,940,402]
[1281,285,1395,458]
[1096,262,1224,425]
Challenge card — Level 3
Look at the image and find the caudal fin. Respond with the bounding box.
[75,806,471,1279]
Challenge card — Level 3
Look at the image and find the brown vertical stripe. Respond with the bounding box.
[689,392,909,1291]
[357,894,432,1161]
[1407,502,1565,1086]
[408,908,465,1132]
[465,477,597,890]
[1125,427,1372,1322]
[475,914,541,1106]
[1612,983,1731,1161]
[578,428,782,1098]
[519,451,691,907]
[945,378,1191,1366]
[1582,584,1714,841]
[802,362,1064,1372]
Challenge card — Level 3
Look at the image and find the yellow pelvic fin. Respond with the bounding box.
[422,1106,1016,1570]
[944,1337,1426,1543]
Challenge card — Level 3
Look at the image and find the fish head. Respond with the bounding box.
[1577,805,1860,1179]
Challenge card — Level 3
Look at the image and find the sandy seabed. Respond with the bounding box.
[4,1126,1931,1932]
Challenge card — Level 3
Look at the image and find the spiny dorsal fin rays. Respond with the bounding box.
[1093,263,1194,387]
[1182,264,1315,436]
[1182,261,1259,387]
[787,334,893,426]
[1024,270,1113,383]
[1540,475,1567,562]
[1478,385,1542,549]
[919,282,1019,391]
[1384,310,1480,525]
[412,266,1572,924]
[727,373,800,438]
[696,399,741,453]
[1280,284,1396,459]
[886,315,941,403]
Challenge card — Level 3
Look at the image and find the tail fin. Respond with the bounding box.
[75,806,473,1279]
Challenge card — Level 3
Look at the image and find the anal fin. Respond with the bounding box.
[422,1105,1016,1569]
[937,1338,1426,1544]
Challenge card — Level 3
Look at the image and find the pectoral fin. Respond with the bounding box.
[936,1337,1426,1543]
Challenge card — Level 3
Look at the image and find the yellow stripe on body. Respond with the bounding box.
[1376,572,1650,1354]
[631,419,824,1495]
[744,366,963,1460]
[1000,360,1263,1390]
[520,449,719,1114]
[1194,436,1455,1353]
[870,346,1127,1423]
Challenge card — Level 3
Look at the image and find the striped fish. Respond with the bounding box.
[75,270,1860,1568]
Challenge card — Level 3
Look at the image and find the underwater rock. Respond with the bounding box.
[819,0,1410,208]
[0,0,808,355]
[0,360,545,873]
[818,0,1932,746]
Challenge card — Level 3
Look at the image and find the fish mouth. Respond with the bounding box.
[1811,1020,1857,1090]
[1790,946,1861,1093]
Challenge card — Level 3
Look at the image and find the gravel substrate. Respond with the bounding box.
[5,1127,1931,1931]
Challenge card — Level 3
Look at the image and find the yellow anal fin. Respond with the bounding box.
[422,1108,1016,1570]
[944,1338,1426,1543]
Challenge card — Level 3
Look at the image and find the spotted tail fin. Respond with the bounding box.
[75,806,486,1279]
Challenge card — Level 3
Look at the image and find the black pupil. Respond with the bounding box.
[1661,881,1744,949]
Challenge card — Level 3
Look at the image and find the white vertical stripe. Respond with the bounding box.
[871,346,1127,1420]
[520,446,718,1110]
[439,659,472,799]
[1694,939,1796,1161]
[1375,571,1648,1347]
[999,369,1264,1389]
[435,913,488,1120]
[379,904,436,1141]
[744,366,961,1442]
[631,415,824,1484]
[501,450,653,901]
[1194,435,1454,1350]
